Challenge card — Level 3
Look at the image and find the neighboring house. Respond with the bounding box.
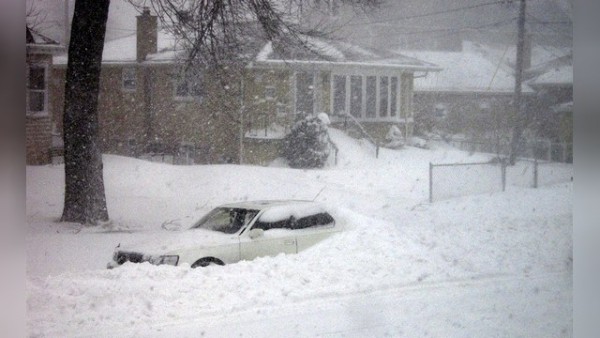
[402,41,535,138]
[526,62,573,162]
[26,26,64,165]
[49,8,439,166]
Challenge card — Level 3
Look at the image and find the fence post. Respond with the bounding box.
[429,162,433,203]
[533,158,538,188]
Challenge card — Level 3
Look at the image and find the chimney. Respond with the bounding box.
[137,7,157,62]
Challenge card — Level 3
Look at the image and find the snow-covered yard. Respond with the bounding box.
[26,129,572,337]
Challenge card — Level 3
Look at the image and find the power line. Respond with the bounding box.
[348,17,517,41]
[347,0,508,27]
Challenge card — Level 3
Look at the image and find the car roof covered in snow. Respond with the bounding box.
[217,200,331,222]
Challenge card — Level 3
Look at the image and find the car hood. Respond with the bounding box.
[115,229,238,255]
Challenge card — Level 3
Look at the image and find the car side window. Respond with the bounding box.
[295,212,335,229]
[252,216,295,231]
[253,212,334,231]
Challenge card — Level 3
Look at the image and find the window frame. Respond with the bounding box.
[26,63,49,117]
[265,85,276,101]
[330,73,402,121]
[173,67,205,102]
[122,67,137,92]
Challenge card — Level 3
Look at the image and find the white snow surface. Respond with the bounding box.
[26,128,572,337]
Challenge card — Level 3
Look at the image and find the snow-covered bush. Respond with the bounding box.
[384,125,405,149]
[283,114,330,168]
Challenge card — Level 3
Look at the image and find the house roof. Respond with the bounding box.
[528,64,573,87]
[54,25,439,72]
[253,37,440,72]
[401,47,535,94]
[54,29,180,65]
[27,26,64,55]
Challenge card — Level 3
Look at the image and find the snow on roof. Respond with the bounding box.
[255,36,439,71]
[54,29,181,65]
[464,40,572,71]
[53,24,437,72]
[528,64,573,86]
[401,48,534,93]
[26,27,64,55]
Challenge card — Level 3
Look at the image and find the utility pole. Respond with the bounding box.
[508,0,526,165]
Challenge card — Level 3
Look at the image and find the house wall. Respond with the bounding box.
[26,53,54,165]
[26,115,53,165]
[51,65,148,157]
[413,91,519,139]
[528,85,573,142]
[49,62,419,165]
[144,65,245,163]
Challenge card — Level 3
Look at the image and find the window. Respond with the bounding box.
[27,65,47,115]
[252,212,335,231]
[265,85,275,100]
[434,103,448,118]
[350,75,362,117]
[174,67,204,100]
[479,101,491,114]
[379,77,389,117]
[330,74,406,120]
[295,212,335,229]
[276,103,287,117]
[333,75,346,115]
[366,76,377,118]
[122,68,137,91]
[390,76,398,117]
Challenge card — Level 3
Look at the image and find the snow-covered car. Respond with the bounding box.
[107,200,340,268]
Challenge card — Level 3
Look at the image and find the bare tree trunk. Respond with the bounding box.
[61,0,110,225]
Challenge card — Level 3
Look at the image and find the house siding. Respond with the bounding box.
[413,91,520,138]
[26,116,53,165]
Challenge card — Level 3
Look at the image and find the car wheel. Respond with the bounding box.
[191,257,224,268]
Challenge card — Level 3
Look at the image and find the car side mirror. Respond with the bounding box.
[248,228,264,239]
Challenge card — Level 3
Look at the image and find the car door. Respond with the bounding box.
[239,216,297,261]
[294,212,338,252]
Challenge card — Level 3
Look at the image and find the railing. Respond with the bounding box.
[327,136,339,166]
[340,112,379,158]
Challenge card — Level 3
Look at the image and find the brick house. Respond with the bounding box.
[26,27,64,165]
[402,42,536,139]
[50,8,439,166]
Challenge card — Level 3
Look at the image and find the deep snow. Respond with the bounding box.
[26,128,572,337]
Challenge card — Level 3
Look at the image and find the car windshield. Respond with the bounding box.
[190,207,259,234]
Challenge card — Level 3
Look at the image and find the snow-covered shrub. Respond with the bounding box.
[283,114,330,168]
[384,125,405,149]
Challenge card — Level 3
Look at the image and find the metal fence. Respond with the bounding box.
[429,159,573,202]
